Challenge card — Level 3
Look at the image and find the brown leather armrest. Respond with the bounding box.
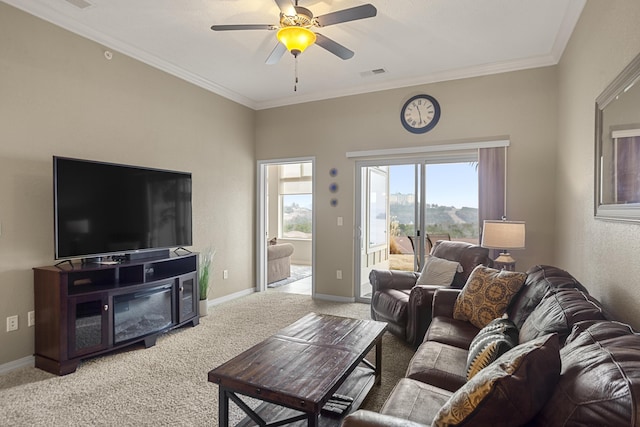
[342,410,428,427]
[369,269,420,292]
[406,285,444,348]
[432,288,462,318]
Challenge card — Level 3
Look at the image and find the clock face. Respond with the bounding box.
[401,94,441,134]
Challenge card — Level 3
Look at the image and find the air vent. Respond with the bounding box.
[359,68,387,78]
[64,0,92,9]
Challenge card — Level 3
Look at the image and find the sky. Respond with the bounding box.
[390,163,478,208]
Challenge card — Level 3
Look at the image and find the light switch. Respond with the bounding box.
[337,217,343,226]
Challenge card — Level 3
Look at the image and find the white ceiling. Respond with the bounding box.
[3,0,586,110]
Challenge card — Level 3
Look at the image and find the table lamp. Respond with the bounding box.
[481,219,526,271]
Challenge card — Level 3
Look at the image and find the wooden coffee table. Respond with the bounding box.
[208,313,387,426]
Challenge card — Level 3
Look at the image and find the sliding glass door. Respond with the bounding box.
[356,154,478,301]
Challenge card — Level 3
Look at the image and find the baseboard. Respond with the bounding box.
[209,288,255,307]
[0,355,34,375]
[313,293,356,303]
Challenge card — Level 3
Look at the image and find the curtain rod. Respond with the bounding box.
[345,139,510,159]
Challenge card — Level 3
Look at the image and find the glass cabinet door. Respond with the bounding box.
[69,293,109,357]
[177,273,197,323]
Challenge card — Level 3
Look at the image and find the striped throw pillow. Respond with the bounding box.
[466,318,519,380]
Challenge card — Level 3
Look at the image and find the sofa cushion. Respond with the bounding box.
[405,341,468,392]
[531,321,640,426]
[466,317,519,380]
[432,333,561,427]
[342,410,427,427]
[453,266,527,329]
[379,378,453,426]
[415,255,462,287]
[507,265,588,329]
[424,316,480,350]
[519,288,608,345]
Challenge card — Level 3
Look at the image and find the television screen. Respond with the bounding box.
[54,156,192,260]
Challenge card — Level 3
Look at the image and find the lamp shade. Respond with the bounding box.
[277,26,316,56]
[481,220,526,250]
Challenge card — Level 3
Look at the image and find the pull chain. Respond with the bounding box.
[294,55,299,92]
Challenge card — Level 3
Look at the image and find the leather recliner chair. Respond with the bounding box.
[370,240,492,348]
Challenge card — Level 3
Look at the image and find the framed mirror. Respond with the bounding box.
[595,51,640,222]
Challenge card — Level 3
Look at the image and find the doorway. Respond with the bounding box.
[257,158,315,296]
[355,154,479,301]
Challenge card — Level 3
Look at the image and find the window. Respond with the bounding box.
[387,161,479,245]
[279,163,312,239]
[424,162,479,242]
[368,168,388,249]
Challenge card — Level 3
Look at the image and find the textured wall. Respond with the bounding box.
[556,0,640,328]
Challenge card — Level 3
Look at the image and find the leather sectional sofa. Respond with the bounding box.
[345,265,640,426]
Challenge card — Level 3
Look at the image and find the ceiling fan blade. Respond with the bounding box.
[210,24,276,31]
[266,42,287,65]
[273,0,296,16]
[314,33,354,60]
[315,4,377,27]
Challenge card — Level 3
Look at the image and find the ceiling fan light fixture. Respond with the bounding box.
[277,26,316,56]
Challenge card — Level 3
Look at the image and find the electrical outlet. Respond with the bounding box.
[28,311,35,327]
[223,269,229,279]
[336,270,342,280]
[6,315,18,332]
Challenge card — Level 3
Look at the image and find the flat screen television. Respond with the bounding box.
[54,156,192,261]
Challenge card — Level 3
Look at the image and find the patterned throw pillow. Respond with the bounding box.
[453,266,527,329]
[415,255,463,286]
[432,334,561,427]
[466,318,519,380]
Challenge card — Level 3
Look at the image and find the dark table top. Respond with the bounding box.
[208,313,387,413]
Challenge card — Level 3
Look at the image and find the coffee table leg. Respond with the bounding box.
[375,336,382,385]
[308,412,319,427]
[218,387,229,427]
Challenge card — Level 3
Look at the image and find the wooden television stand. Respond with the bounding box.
[33,252,199,375]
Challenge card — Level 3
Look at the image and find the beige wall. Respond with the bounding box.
[556,0,640,328]
[256,67,559,298]
[0,3,255,366]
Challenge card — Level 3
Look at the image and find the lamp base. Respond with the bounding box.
[493,252,516,271]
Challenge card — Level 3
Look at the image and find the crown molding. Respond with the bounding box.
[2,0,258,109]
[3,0,586,111]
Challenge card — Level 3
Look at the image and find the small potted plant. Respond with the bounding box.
[199,247,216,316]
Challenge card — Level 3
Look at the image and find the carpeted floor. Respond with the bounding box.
[0,292,413,426]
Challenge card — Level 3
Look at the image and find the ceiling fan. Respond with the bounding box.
[211,0,377,65]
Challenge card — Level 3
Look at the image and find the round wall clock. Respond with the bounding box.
[400,94,441,134]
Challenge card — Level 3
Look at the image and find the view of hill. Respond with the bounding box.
[391,199,479,239]
[282,203,312,238]
[282,196,478,240]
